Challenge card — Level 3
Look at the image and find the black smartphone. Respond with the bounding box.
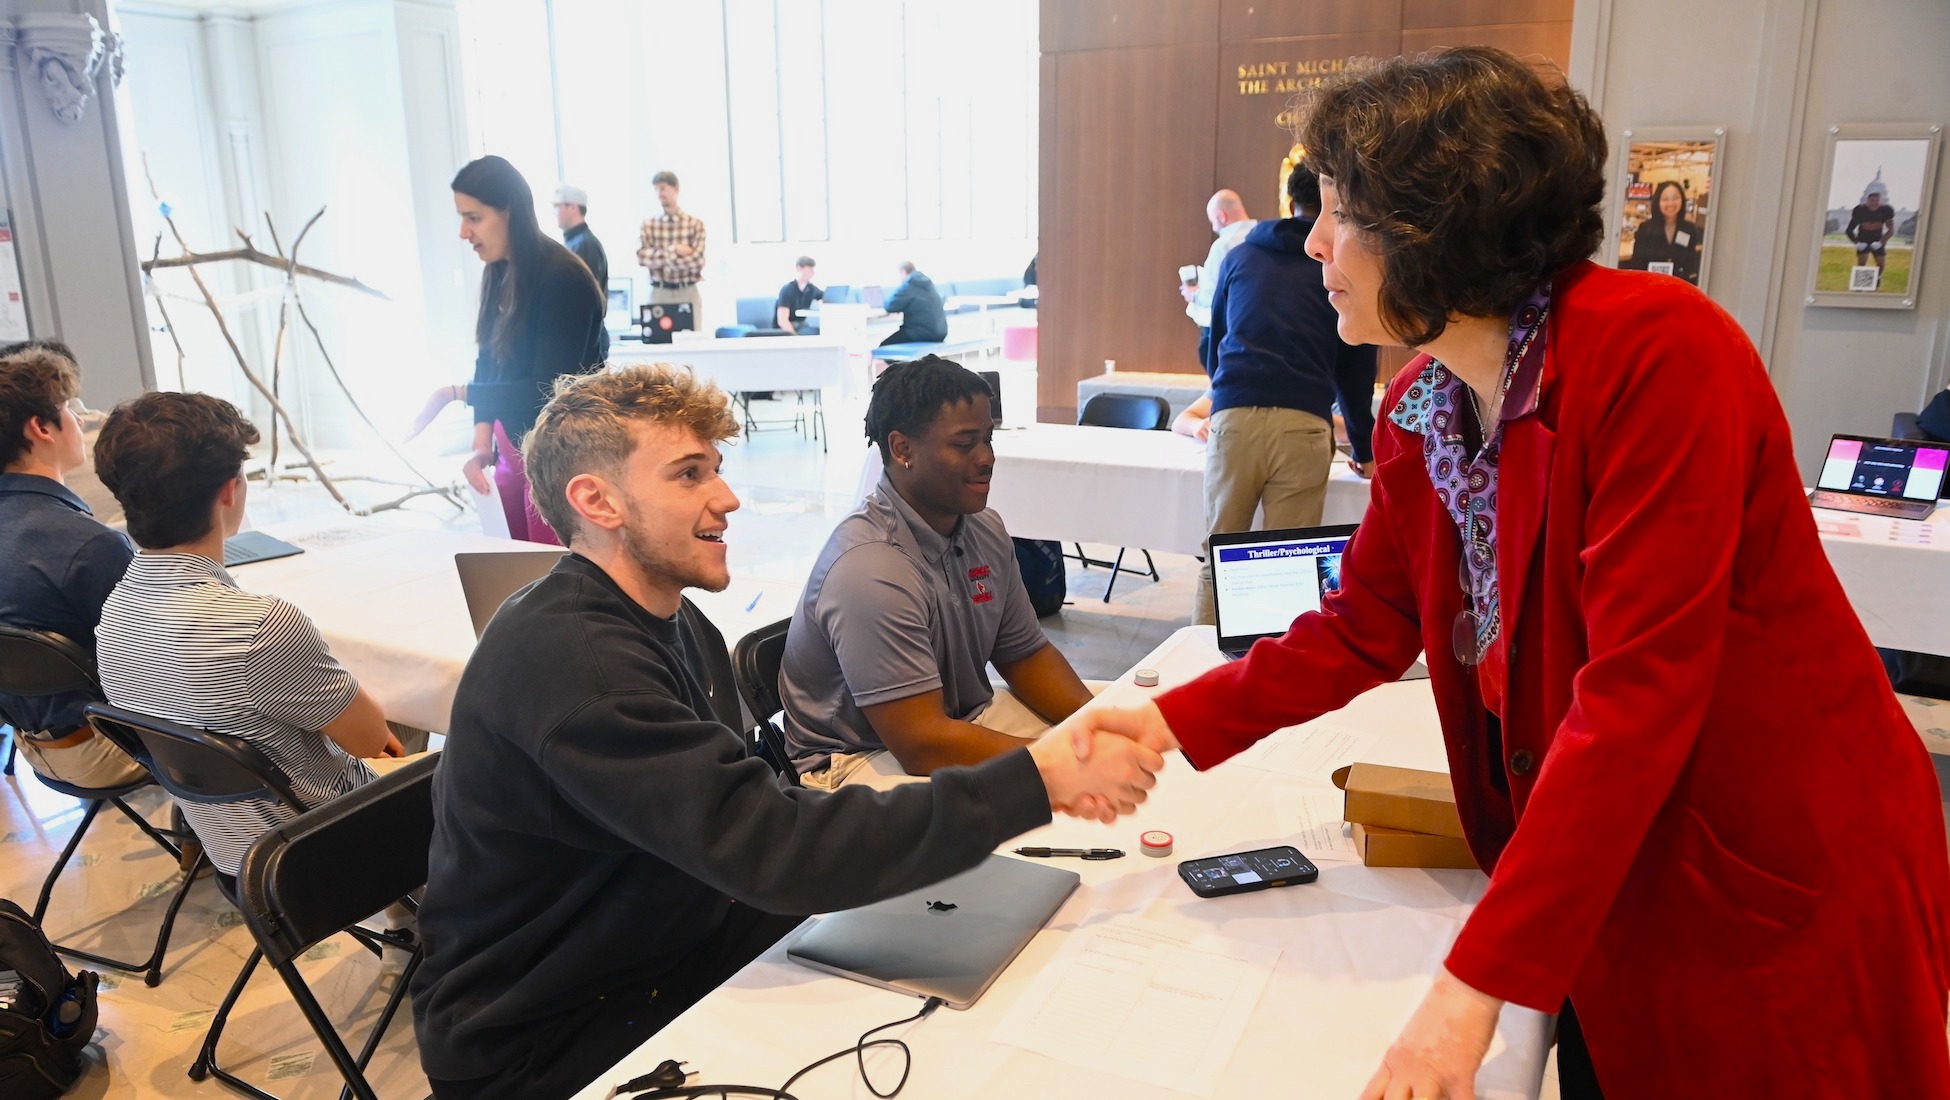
[1178,846,1320,898]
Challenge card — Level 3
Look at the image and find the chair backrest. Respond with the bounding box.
[1079,393,1171,431]
[239,754,439,967]
[0,624,98,700]
[84,702,307,812]
[731,618,799,783]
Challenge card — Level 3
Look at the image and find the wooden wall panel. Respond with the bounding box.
[1215,31,1403,215]
[1037,42,1219,418]
[1218,0,1399,42]
[1401,22,1574,70]
[1042,0,1218,53]
[1403,0,1570,29]
[1036,0,1575,421]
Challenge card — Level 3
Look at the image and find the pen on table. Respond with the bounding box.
[1014,846,1125,860]
[744,591,762,613]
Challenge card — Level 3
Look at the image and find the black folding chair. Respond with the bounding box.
[731,618,800,786]
[86,702,428,1100]
[1072,393,1171,599]
[0,625,201,986]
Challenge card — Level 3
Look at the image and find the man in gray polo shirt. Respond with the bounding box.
[780,357,1096,789]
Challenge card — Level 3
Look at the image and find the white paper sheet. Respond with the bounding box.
[989,916,1279,1095]
[1234,722,1382,786]
[1273,791,1360,862]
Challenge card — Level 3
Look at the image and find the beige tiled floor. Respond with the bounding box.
[8,412,1947,1098]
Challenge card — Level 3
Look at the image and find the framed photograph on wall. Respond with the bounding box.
[1807,124,1941,310]
[1611,128,1723,290]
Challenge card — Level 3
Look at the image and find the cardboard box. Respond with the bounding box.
[1350,822,1480,870]
[1331,763,1467,839]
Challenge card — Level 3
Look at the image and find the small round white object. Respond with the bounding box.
[1133,668,1160,687]
[1140,830,1174,857]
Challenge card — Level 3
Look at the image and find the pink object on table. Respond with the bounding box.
[1002,325,1038,361]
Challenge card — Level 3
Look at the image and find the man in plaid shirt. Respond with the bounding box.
[638,169,707,322]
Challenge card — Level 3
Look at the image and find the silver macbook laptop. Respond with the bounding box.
[455,551,563,639]
[1208,524,1428,678]
[1809,433,1946,521]
[787,855,1078,1009]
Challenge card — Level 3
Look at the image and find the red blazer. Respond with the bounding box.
[1158,261,1950,1095]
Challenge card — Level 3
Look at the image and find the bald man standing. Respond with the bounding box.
[1180,190,1256,368]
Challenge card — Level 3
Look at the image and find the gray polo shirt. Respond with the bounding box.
[779,474,1049,770]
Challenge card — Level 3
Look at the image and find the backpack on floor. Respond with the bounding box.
[1013,538,1067,618]
[0,899,98,1098]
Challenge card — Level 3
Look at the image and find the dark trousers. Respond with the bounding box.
[879,327,943,349]
[1557,1000,1605,1099]
[428,903,805,1100]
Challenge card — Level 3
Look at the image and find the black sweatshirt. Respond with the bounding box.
[467,241,607,443]
[410,554,1052,1081]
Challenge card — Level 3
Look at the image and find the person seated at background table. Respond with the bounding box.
[879,260,948,346]
[1195,163,1378,626]
[0,343,145,790]
[1063,46,1950,1099]
[409,364,1159,1100]
[779,357,1098,789]
[90,392,411,879]
[773,254,823,335]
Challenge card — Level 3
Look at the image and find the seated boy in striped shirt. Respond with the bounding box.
[90,392,409,878]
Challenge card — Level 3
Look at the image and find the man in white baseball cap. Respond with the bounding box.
[552,183,608,293]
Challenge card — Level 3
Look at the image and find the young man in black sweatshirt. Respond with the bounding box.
[411,364,1162,1100]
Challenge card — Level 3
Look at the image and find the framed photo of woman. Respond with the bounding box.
[1806,124,1941,310]
[1611,128,1723,291]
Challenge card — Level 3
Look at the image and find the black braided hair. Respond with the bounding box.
[864,355,993,465]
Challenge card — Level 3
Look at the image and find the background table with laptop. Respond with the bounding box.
[572,623,1553,1100]
[223,523,800,732]
[1808,431,1950,657]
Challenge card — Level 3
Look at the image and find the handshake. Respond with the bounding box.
[1027,701,1185,823]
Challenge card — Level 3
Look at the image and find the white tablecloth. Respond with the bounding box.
[1814,506,1950,656]
[574,626,1550,1100]
[608,335,851,393]
[855,423,1373,556]
[228,523,799,732]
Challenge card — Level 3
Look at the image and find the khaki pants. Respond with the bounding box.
[18,730,147,790]
[1194,405,1334,625]
[803,683,1108,793]
[650,283,702,326]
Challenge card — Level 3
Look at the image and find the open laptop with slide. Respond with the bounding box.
[787,854,1079,1009]
[1809,433,1946,520]
[455,550,564,639]
[1208,524,1430,678]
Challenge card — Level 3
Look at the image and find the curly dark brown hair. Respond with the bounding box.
[95,391,260,549]
[0,346,79,471]
[1300,46,1607,346]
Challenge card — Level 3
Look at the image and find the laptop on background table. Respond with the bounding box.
[1809,433,1947,521]
[455,551,564,639]
[787,855,1078,1009]
[1208,524,1429,678]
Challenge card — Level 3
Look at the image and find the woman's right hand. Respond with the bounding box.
[406,385,459,441]
[461,447,494,495]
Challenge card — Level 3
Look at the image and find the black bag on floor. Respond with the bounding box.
[0,899,98,1098]
[1013,537,1067,618]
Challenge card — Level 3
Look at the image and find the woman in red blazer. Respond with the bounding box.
[1068,48,1950,1099]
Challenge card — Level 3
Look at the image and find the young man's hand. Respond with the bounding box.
[1027,727,1163,823]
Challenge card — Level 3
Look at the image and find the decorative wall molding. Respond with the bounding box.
[13,13,125,124]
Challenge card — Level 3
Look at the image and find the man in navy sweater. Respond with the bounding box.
[1194,165,1378,625]
[411,364,1161,1100]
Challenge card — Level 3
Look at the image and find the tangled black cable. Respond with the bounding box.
[609,996,944,1099]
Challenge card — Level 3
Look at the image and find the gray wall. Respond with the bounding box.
[0,0,155,406]
[1572,0,1950,477]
